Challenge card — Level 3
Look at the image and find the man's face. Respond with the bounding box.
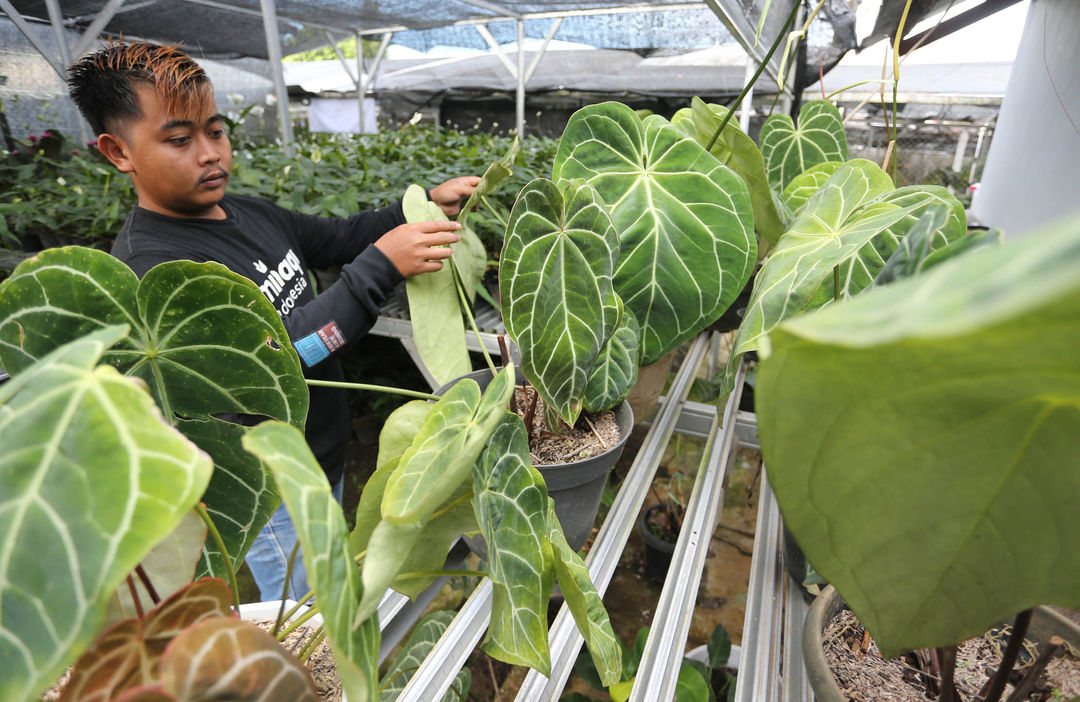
[110,83,232,219]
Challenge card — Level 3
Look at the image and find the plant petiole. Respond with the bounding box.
[194,503,240,611]
[306,379,439,401]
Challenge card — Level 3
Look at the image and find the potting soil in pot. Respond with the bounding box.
[823,608,1080,701]
[513,387,619,465]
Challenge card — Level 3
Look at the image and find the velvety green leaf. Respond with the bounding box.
[675,665,711,702]
[730,160,909,363]
[757,218,1080,657]
[105,509,208,627]
[583,300,640,414]
[158,617,317,701]
[0,248,307,580]
[61,579,234,702]
[242,423,380,702]
[781,161,842,215]
[403,184,472,385]
[474,414,554,674]
[816,185,966,303]
[672,97,784,245]
[457,135,518,232]
[0,327,213,702]
[500,178,621,425]
[759,101,848,192]
[625,626,649,679]
[378,611,471,702]
[383,367,514,524]
[553,102,756,365]
[548,500,622,686]
[180,418,280,579]
[707,623,732,670]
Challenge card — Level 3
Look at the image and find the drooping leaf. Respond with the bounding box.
[61,579,234,702]
[105,509,208,627]
[759,100,848,193]
[403,184,472,385]
[547,501,622,686]
[242,422,380,702]
[815,185,966,304]
[158,617,317,701]
[457,135,519,232]
[0,327,213,702]
[389,486,477,599]
[781,161,842,215]
[728,160,912,371]
[350,458,399,560]
[875,220,1002,287]
[757,217,1080,657]
[382,367,514,524]
[0,248,307,579]
[473,414,554,674]
[378,611,471,702]
[500,178,621,425]
[583,300,640,415]
[376,400,432,469]
[553,102,756,365]
[672,97,784,245]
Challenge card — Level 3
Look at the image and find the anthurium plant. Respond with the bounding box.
[0,247,621,702]
[756,216,1080,693]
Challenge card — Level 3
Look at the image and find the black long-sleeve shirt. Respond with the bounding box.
[111,193,406,483]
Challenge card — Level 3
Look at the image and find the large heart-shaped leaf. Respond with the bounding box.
[547,501,622,687]
[759,100,848,193]
[0,326,213,702]
[0,248,306,578]
[242,422,380,702]
[403,185,472,385]
[583,299,640,415]
[473,413,554,674]
[553,102,756,365]
[158,617,317,701]
[729,160,910,364]
[61,579,234,701]
[382,366,514,524]
[815,185,966,304]
[672,97,784,245]
[379,611,471,701]
[500,178,621,426]
[781,161,842,215]
[757,217,1080,657]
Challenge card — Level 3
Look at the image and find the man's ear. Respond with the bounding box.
[97,133,134,173]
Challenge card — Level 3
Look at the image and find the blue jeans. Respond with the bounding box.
[246,473,344,602]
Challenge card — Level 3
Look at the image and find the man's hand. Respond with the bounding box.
[374,221,462,277]
[429,176,481,218]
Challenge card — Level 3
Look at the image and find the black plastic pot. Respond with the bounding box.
[436,366,634,552]
[637,503,677,583]
[803,585,1080,702]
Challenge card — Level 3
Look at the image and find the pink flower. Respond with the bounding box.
[28,134,37,142]
[86,140,98,148]
[72,149,80,155]
[41,131,54,138]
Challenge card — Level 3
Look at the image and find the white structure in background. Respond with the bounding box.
[971,0,1080,238]
[308,97,377,133]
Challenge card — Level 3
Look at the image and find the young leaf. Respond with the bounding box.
[547,500,622,687]
[583,300,640,415]
[759,100,848,193]
[672,97,784,245]
[473,414,554,673]
[402,184,472,385]
[500,178,621,426]
[781,161,842,215]
[242,422,380,702]
[61,579,234,701]
[375,399,432,468]
[457,135,519,232]
[378,611,471,701]
[0,327,213,702]
[158,617,317,701]
[707,622,732,670]
[758,218,1080,657]
[553,102,756,365]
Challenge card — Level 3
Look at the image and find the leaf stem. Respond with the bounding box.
[396,569,487,581]
[272,540,303,636]
[430,491,475,521]
[983,609,1033,702]
[279,590,315,625]
[126,574,145,620]
[707,0,801,152]
[194,503,240,611]
[455,269,498,375]
[306,379,438,401]
[134,564,161,605]
[936,646,958,702]
[277,604,321,641]
[297,625,328,663]
[833,265,841,302]
[480,195,507,229]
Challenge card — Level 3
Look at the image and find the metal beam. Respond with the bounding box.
[360,33,392,132]
[183,0,345,34]
[474,23,517,78]
[71,0,127,58]
[522,17,562,84]
[899,0,1023,56]
[43,0,92,143]
[0,0,66,78]
[458,0,521,19]
[515,19,525,136]
[702,0,790,97]
[325,30,359,85]
[258,0,295,157]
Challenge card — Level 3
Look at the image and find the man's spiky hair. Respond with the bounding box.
[68,42,213,136]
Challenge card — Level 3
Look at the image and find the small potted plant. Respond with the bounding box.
[755,215,1080,700]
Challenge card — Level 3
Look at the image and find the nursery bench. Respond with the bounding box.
[370,306,811,700]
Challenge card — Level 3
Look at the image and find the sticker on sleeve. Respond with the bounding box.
[315,321,346,353]
[294,332,330,367]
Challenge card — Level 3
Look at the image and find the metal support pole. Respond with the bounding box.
[72,0,127,58]
[522,18,561,85]
[515,19,525,137]
[951,128,970,173]
[740,57,755,133]
[258,0,295,158]
[0,0,66,78]
[43,0,92,144]
[475,24,517,77]
[352,31,365,134]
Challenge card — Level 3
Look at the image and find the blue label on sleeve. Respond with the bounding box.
[294,332,330,367]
